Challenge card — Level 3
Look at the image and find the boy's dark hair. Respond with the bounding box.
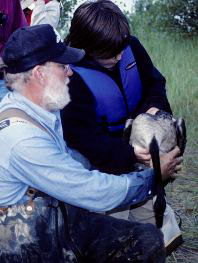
[66,0,130,59]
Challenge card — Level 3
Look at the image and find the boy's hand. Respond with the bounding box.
[134,146,151,166]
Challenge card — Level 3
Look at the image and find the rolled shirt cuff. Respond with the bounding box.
[120,168,155,208]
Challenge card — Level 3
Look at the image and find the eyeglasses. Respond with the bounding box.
[57,64,70,74]
[0,12,8,27]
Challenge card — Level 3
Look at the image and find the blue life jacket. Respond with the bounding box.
[71,46,142,132]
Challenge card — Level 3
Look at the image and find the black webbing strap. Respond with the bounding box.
[58,201,85,263]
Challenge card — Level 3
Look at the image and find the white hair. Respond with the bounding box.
[4,69,33,92]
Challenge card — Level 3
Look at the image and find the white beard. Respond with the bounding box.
[42,79,71,112]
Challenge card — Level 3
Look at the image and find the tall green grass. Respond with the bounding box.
[131,29,198,147]
[130,27,198,262]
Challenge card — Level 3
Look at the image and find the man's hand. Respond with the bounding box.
[134,145,183,182]
[157,146,183,182]
[134,146,151,166]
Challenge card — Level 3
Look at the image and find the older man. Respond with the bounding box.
[0,24,182,262]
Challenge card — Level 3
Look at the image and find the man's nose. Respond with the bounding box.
[66,66,73,77]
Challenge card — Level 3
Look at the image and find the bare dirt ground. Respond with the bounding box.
[166,146,198,263]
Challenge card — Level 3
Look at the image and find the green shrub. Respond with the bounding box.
[132,0,198,36]
[57,0,78,38]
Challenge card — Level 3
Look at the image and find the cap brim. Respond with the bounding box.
[52,46,85,65]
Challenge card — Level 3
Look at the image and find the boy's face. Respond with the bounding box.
[94,51,124,69]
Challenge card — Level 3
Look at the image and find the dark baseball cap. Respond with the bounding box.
[2,24,85,74]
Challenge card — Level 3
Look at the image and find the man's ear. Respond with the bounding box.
[32,65,45,83]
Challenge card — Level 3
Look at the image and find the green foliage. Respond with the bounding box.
[170,0,198,35]
[57,0,78,39]
[132,0,198,36]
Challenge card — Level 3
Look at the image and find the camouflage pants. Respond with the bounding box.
[0,197,166,263]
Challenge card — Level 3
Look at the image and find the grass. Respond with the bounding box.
[131,28,198,262]
[166,149,198,263]
[133,31,198,147]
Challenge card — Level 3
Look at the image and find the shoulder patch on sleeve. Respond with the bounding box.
[0,120,10,130]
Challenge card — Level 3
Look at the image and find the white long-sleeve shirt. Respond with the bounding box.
[31,0,60,28]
